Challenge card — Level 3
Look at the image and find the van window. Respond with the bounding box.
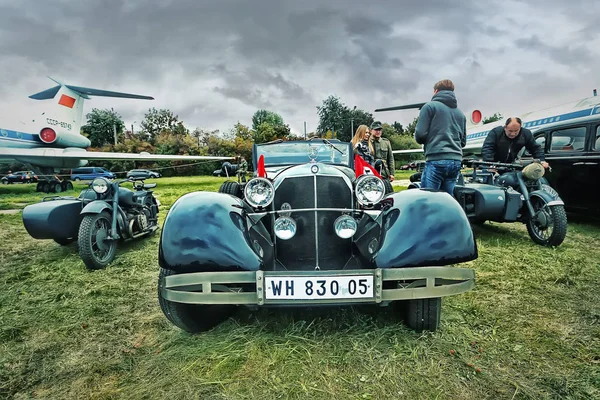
[549,126,586,152]
[594,125,600,151]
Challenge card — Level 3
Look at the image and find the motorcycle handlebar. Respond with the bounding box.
[465,159,545,170]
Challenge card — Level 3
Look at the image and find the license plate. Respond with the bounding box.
[264,275,374,300]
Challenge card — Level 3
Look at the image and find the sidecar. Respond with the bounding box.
[408,161,567,246]
[22,190,98,245]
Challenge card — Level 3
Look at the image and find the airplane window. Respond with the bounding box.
[549,126,586,152]
[595,126,600,151]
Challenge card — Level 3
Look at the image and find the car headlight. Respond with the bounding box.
[355,175,385,206]
[274,216,296,240]
[244,178,274,208]
[91,178,109,194]
[334,215,357,239]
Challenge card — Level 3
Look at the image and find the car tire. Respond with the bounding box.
[403,297,442,332]
[158,267,236,333]
[1,179,8,185]
[218,181,243,198]
[383,179,394,195]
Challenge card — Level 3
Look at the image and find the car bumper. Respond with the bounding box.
[159,267,475,306]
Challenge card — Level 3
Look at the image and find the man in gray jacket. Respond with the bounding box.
[415,79,466,195]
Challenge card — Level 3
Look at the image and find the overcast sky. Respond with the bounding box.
[0,0,598,137]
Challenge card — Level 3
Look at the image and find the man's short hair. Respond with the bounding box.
[505,117,522,126]
[434,79,454,92]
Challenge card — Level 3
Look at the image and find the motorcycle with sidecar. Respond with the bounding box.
[22,176,160,269]
[408,160,568,247]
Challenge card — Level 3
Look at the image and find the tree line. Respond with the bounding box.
[0,97,504,176]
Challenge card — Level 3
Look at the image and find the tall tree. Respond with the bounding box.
[140,108,180,143]
[316,95,346,139]
[316,96,374,142]
[81,108,125,147]
[251,109,284,131]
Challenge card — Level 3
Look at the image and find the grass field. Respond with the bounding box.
[1,175,599,399]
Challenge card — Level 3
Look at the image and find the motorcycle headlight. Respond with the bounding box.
[91,178,109,194]
[355,175,385,206]
[244,178,274,208]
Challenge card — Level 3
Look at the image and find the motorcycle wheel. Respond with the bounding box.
[526,196,568,247]
[158,267,236,333]
[78,211,118,270]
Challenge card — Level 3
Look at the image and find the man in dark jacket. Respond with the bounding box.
[481,117,549,168]
[415,79,466,195]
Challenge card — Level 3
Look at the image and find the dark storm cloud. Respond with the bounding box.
[515,35,593,66]
[0,0,598,134]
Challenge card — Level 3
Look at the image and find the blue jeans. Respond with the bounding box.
[421,160,462,195]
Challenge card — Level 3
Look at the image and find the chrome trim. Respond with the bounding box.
[248,207,360,216]
[547,200,564,206]
[314,174,319,270]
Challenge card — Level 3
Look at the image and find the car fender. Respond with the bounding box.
[529,187,564,206]
[375,189,478,268]
[159,191,269,273]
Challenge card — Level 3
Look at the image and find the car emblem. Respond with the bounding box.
[311,164,319,174]
[308,146,318,160]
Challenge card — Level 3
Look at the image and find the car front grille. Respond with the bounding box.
[273,174,352,271]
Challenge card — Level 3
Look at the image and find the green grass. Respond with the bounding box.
[1,176,599,399]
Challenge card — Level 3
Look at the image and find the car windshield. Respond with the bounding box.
[254,140,351,167]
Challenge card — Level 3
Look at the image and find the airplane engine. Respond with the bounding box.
[39,127,91,148]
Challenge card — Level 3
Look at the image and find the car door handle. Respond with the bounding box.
[573,162,586,165]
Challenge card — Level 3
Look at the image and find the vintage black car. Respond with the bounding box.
[157,139,478,333]
[517,117,600,216]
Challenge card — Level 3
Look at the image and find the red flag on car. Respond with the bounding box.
[257,154,267,178]
[354,154,381,178]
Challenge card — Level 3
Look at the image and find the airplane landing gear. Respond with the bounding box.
[35,179,74,193]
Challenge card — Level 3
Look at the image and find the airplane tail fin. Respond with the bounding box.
[28,77,154,138]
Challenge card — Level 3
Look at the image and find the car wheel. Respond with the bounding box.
[1,179,8,185]
[218,181,243,198]
[383,179,394,195]
[158,267,236,333]
[78,211,118,270]
[403,297,442,332]
[526,197,568,247]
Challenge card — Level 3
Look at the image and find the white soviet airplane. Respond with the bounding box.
[0,77,231,192]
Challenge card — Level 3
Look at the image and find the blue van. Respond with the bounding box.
[70,167,115,181]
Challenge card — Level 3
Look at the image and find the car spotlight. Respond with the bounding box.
[334,215,357,239]
[355,175,385,206]
[244,178,274,208]
[91,178,109,194]
[274,216,296,240]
